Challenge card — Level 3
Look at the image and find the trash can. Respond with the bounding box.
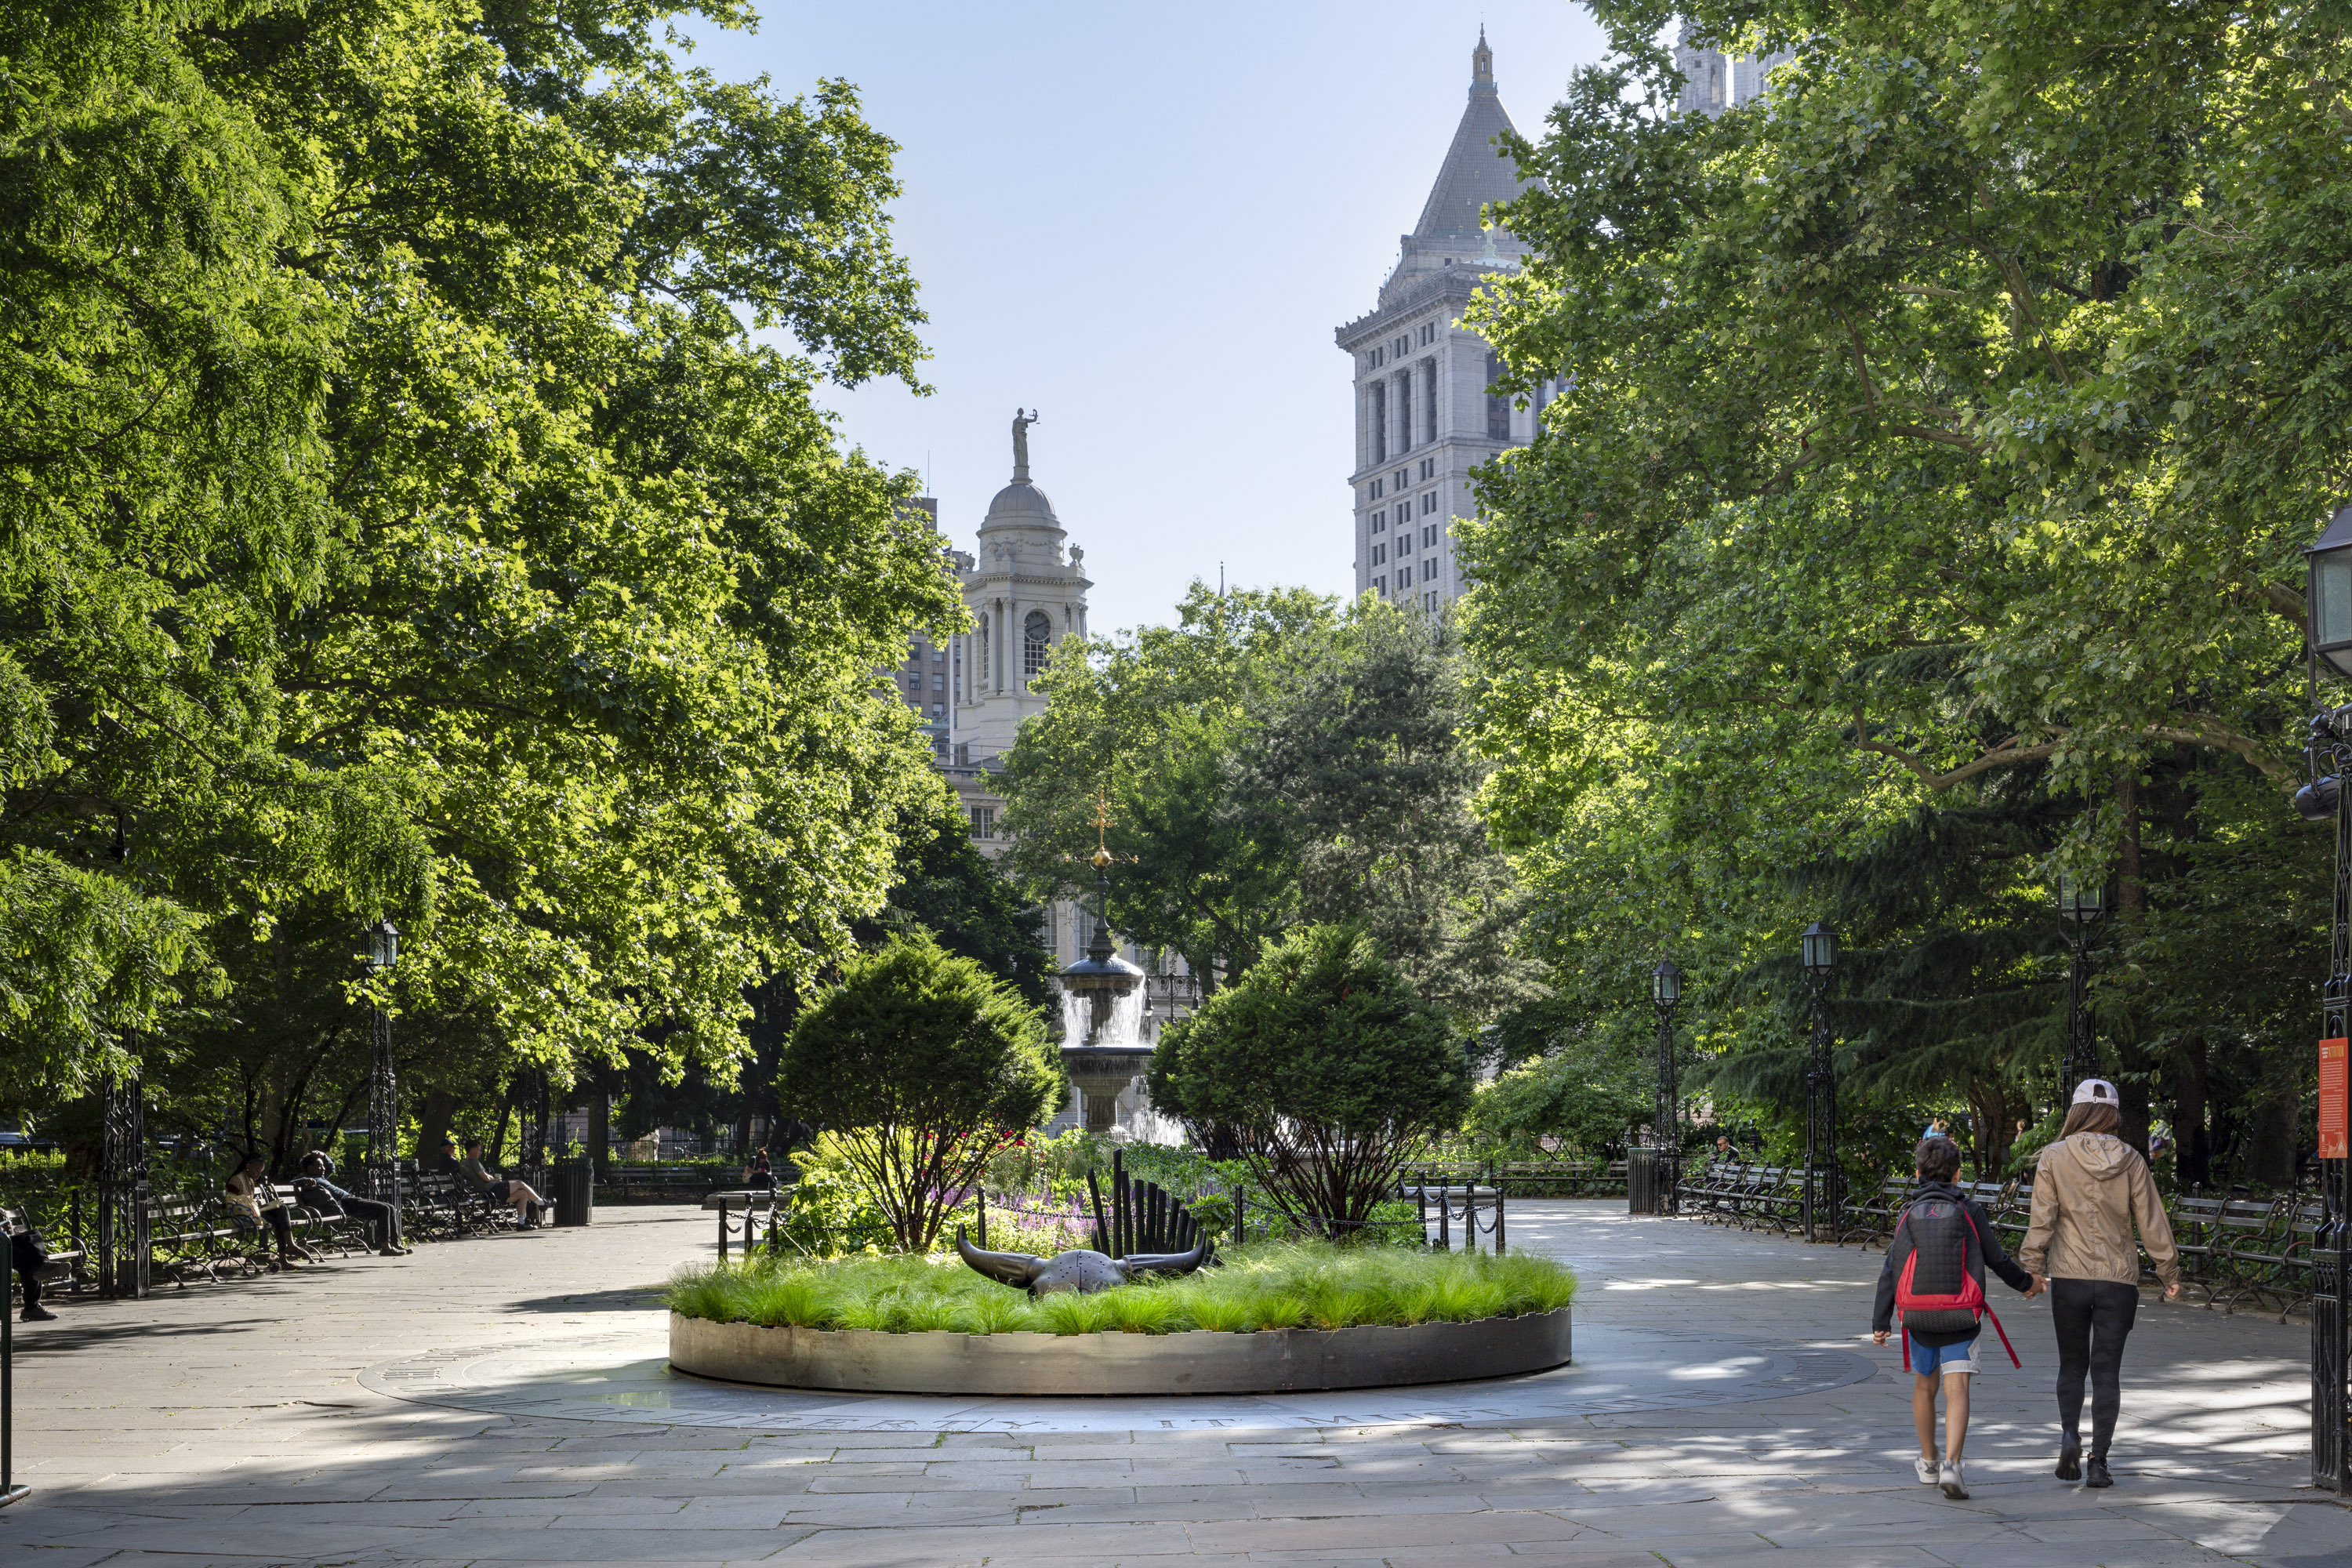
[1627,1145,1658,1214]
[550,1160,593,1226]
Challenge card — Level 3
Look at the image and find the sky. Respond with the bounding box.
[677,1,1616,637]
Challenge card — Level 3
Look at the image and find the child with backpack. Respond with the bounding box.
[1871,1135,2040,1499]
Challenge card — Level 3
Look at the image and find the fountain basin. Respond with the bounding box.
[669,1308,1571,1396]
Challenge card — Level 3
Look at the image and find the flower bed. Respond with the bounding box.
[664,1240,1574,1335]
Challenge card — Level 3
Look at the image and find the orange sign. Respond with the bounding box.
[2322,1038,2349,1160]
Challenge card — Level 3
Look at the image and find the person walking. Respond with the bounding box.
[2019,1078,2182,1489]
[1871,1135,2036,1500]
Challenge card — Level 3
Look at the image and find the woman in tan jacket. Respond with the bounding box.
[2018,1078,2182,1490]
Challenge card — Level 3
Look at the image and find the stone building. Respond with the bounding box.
[1670,24,1791,118]
[1335,31,1549,612]
[883,498,956,760]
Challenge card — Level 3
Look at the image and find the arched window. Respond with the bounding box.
[1023,610,1052,677]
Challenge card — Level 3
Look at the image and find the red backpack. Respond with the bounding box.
[1892,1196,2020,1370]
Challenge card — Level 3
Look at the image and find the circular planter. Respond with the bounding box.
[668,1308,1571,1397]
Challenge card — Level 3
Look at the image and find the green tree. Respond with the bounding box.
[775,934,1059,1252]
[1000,583,1336,989]
[1147,924,1471,1238]
[3,0,960,1124]
[1236,605,1537,1018]
[1465,1054,1650,1160]
[1456,0,2349,1182]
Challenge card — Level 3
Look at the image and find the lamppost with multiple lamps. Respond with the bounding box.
[1652,957,1682,1215]
[361,919,401,1234]
[2056,873,2106,1102]
[2296,502,2352,1492]
[1798,921,1839,1244]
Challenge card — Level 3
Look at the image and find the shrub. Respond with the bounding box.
[1147,924,1471,1240]
[664,1241,1575,1335]
[777,934,1061,1252]
[1464,1055,1650,1159]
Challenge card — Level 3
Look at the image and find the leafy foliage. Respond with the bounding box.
[2,0,960,1134]
[1456,0,2351,1185]
[1148,924,1472,1237]
[777,935,1059,1252]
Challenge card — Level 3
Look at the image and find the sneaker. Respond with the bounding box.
[1915,1455,1940,1485]
[2056,1440,2082,1481]
[1939,1459,1969,1500]
[2084,1457,2112,1489]
[20,1304,56,1322]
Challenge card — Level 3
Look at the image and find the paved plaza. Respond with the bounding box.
[6,1200,2350,1566]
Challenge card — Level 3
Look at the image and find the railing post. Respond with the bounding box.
[1437,1181,1451,1253]
[2,1230,15,1506]
[717,1196,730,1263]
[1495,1181,1507,1256]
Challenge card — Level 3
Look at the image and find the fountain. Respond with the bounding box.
[1054,794,1150,1134]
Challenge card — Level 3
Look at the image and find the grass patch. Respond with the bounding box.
[666,1241,1574,1336]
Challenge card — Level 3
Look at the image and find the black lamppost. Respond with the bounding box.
[2299,503,2352,1494]
[1653,958,1682,1215]
[2056,873,2107,1102]
[1798,921,1840,1243]
[361,919,401,1237]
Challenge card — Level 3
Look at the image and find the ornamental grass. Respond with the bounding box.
[664,1241,1574,1335]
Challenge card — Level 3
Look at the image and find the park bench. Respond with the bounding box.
[1683,1160,1769,1225]
[600,1164,728,1205]
[2167,1193,2234,1304]
[2,1202,85,1305]
[2209,1196,2299,1316]
[1845,1177,1911,1248]
[144,1193,253,1284]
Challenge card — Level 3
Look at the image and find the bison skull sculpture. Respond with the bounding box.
[954,1226,1210,1296]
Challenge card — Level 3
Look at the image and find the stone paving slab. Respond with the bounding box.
[3,1202,2349,1566]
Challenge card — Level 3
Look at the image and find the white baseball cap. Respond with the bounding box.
[2071,1078,2118,1106]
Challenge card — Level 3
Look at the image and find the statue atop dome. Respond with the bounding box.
[1011,408,1040,481]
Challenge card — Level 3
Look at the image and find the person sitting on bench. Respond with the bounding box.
[5,1207,54,1320]
[295,1151,408,1255]
[225,1153,311,1265]
[456,1140,546,1229]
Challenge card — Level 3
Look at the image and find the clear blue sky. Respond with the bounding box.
[680,2,1613,636]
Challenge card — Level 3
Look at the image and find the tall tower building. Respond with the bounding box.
[1336,31,1541,612]
[945,412,1092,962]
[1671,24,1791,118]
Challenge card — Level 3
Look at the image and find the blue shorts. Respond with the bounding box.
[1909,1334,1980,1377]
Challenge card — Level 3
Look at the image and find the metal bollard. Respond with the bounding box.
[1438,1181,1451,1253]
[1495,1182,1508,1255]
[717,1196,730,1263]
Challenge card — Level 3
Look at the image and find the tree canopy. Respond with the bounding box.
[1457,0,2352,1180]
[2,0,960,1135]
[776,933,1058,1251]
[1149,923,1471,1236]
[1000,586,1533,1018]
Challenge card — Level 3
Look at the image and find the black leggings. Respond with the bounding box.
[2051,1277,2139,1457]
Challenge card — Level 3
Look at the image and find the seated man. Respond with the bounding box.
[456,1140,546,1229]
[294,1150,408,1255]
[5,1207,55,1321]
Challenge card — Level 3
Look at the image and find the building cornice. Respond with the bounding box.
[1334,268,1495,350]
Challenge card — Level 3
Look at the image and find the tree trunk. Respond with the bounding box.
[2172,1036,2211,1189]
[2113,771,2153,1159]
[587,1090,610,1175]
[2245,1077,2300,1189]
[416,1088,459,1174]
